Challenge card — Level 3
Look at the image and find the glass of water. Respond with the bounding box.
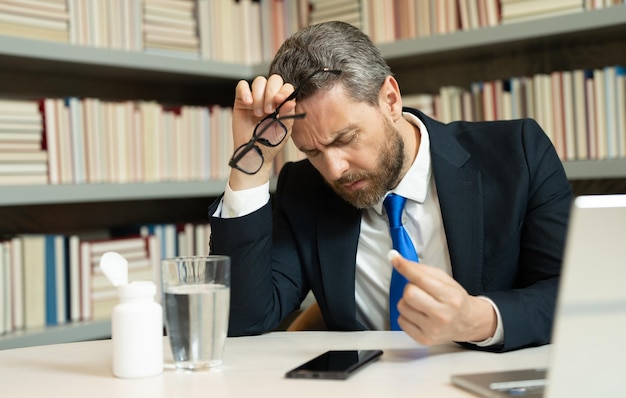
[161,255,230,370]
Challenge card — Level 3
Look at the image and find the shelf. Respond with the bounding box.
[0,180,228,206]
[0,321,110,350]
[1,7,623,81]
[0,159,622,208]
[249,7,626,80]
[563,159,626,180]
[381,7,626,94]
[380,6,626,66]
[0,35,253,83]
[0,36,251,105]
[1,7,625,102]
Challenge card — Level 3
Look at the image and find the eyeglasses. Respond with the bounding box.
[228,68,342,175]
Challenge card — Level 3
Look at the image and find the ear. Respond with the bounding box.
[379,76,403,121]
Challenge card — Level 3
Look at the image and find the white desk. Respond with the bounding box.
[0,331,549,397]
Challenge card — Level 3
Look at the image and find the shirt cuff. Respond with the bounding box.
[215,181,270,218]
[469,296,504,347]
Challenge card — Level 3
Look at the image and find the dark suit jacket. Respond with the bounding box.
[208,108,573,352]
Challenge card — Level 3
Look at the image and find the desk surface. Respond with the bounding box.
[0,331,549,397]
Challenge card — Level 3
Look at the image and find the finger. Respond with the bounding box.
[400,283,441,313]
[397,315,437,346]
[250,76,270,117]
[275,82,297,116]
[263,74,283,114]
[388,250,456,301]
[387,249,431,286]
[234,79,253,109]
[265,75,297,118]
[397,294,455,346]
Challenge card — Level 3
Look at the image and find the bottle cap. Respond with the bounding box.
[117,281,157,299]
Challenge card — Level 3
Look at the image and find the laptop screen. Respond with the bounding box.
[451,194,626,397]
[546,194,626,397]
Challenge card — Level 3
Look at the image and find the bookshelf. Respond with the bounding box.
[0,180,229,206]
[1,5,626,350]
[379,6,626,62]
[563,159,626,180]
[0,320,110,350]
[382,6,626,100]
[0,34,247,105]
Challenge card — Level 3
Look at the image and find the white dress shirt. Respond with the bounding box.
[216,112,503,346]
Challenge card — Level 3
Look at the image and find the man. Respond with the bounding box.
[208,21,572,352]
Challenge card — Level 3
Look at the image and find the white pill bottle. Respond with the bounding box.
[111,281,163,378]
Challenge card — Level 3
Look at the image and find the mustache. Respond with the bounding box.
[335,171,369,185]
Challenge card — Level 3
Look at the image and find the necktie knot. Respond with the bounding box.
[384,193,407,229]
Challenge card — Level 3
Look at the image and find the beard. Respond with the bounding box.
[328,117,405,209]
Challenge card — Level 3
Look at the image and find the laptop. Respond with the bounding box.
[451,194,626,397]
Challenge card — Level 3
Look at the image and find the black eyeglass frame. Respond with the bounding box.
[228,68,342,175]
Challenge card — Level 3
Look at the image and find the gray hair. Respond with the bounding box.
[268,21,392,106]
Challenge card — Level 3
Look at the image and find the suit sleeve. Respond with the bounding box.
[208,165,308,336]
[478,119,573,352]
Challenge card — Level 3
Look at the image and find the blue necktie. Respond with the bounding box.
[384,193,419,330]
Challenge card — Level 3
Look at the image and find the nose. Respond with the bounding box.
[323,148,350,181]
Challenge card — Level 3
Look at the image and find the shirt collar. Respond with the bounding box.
[372,112,431,215]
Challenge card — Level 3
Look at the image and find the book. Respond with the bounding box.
[42,98,60,184]
[0,0,68,21]
[68,97,86,184]
[551,71,566,159]
[0,241,11,334]
[54,235,67,325]
[309,0,361,27]
[0,141,41,151]
[585,70,598,159]
[86,234,157,320]
[0,151,47,162]
[194,223,211,256]
[0,98,40,114]
[44,235,61,326]
[0,1,69,42]
[0,174,48,186]
[0,131,42,143]
[572,69,589,160]
[604,66,619,158]
[616,66,626,158]
[10,237,24,330]
[561,70,577,161]
[66,235,80,322]
[0,21,68,43]
[0,122,43,133]
[0,162,47,175]
[79,240,92,321]
[501,0,583,21]
[593,68,607,159]
[21,234,46,329]
[55,98,74,184]
[143,0,199,56]
[482,81,497,121]
[88,235,148,259]
[82,98,102,184]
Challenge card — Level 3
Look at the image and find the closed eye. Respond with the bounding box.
[302,148,320,158]
[337,132,357,146]
[300,129,359,158]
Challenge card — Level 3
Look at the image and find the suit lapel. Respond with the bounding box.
[432,155,484,294]
[316,188,362,329]
[419,111,485,295]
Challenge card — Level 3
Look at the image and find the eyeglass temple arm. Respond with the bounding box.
[275,68,342,113]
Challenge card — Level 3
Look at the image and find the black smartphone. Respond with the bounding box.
[285,349,383,380]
